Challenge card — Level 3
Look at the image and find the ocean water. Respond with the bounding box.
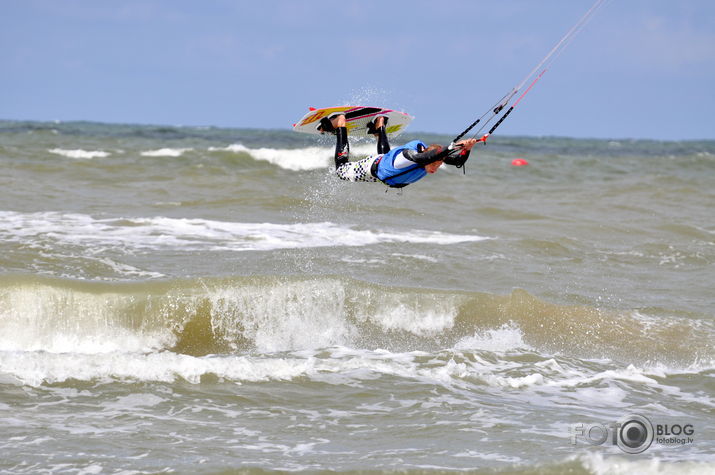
[0,120,713,474]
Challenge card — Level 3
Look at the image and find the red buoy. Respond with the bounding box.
[511,158,529,166]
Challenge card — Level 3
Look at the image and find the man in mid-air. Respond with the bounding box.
[319,114,477,188]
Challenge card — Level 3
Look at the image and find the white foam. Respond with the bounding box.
[455,323,529,352]
[207,279,354,352]
[140,148,192,157]
[390,253,439,263]
[544,364,661,388]
[48,148,110,159]
[209,143,329,170]
[1,341,710,398]
[367,301,458,336]
[569,385,629,407]
[0,347,472,388]
[0,211,488,253]
[0,289,174,354]
[208,144,249,153]
[572,452,715,474]
[208,143,383,171]
[0,351,317,386]
[490,372,545,388]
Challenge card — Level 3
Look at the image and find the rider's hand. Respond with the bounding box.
[456,138,477,151]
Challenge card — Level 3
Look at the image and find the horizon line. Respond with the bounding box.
[1,117,713,143]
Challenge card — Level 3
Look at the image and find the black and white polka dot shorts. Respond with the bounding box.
[336,155,380,182]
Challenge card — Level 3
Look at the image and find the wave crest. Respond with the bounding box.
[0,275,710,367]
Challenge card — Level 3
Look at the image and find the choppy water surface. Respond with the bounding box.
[0,120,713,473]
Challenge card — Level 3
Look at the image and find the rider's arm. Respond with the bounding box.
[401,146,471,166]
[442,146,471,167]
[401,148,445,166]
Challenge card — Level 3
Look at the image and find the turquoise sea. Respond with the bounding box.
[0,120,713,473]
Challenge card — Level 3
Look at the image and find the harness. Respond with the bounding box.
[370,140,428,188]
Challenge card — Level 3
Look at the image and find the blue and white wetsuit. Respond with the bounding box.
[337,140,469,187]
[333,123,470,187]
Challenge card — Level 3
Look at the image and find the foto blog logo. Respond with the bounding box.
[571,414,695,454]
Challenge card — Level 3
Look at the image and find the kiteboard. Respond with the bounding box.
[293,106,413,137]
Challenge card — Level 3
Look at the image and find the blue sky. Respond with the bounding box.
[2,0,714,140]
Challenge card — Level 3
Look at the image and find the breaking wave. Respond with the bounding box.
[208,143,379,171]
[48,148,111,159]
[0,275,710,362]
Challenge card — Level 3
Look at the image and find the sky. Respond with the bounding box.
[1,0,714,140]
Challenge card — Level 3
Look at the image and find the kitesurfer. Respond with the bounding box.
[319,114,477,188]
